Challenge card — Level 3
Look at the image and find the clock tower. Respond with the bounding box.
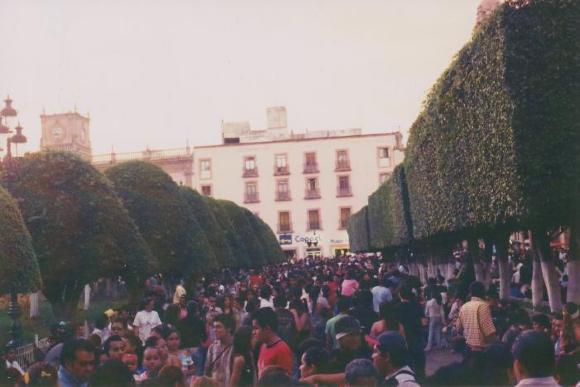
[40,111,92,160]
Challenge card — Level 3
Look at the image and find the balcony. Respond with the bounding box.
[274,165,290,176]
[277,222,293,234]
[275,191,292,201]
[337,187,353,197]
[244,193,260,203]
[243,168,259,178]
[335,160,351,172]
[303,162,319,174]
[305,189,321,200]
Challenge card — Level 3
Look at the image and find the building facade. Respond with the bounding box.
[40,112,92,160]
[193,107,405,259]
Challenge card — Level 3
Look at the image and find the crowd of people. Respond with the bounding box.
[1,253,579,386]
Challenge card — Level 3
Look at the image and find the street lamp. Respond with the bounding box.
[1,95,27,345]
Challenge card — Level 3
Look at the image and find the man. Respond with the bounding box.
[328,316,372,372]
[3,342,24,376]
[259,286,274,309]
[371,277,393,314]
[512,331,560,387]
[531,314,551,334]
[345,359,378,386]
[252,307,293,377]
[372,332,420,387]
[397,284,426,378]
[103,335,125,361]
[326,297,351,349]
[204,313,234,385]
[456,281,496,351]
[58,339,96,387]
[273,294,297,351]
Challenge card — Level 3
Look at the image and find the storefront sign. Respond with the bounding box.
[279,234,293,245]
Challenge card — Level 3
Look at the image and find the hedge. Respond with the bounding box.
[0,186,41,295]
[404,0,580,241]
[219,200,265,267]
[347,206,370,253]
[243,208,285,265]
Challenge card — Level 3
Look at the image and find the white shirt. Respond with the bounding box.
[515,376,560,387]
[133,310,162,342]
[425,298,445,319]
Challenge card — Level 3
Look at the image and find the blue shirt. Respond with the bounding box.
[58,366,88,387]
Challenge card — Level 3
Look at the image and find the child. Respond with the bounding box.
[122,353,140,376]
[136,347,163,382]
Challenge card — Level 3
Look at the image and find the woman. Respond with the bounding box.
[229,326,257,387]
[424,291,445,351]
[133,298,162,344]
[370,301,405,339]
[290,299,311,343]
[341,270,359,298]
[299,347,329,379]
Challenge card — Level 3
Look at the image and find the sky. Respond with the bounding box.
[0,0,482,155]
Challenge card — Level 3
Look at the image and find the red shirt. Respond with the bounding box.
[257,339,293,377]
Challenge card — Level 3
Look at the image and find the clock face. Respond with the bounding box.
[52,126,63,138]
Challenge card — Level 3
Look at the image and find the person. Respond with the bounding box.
[173,280,187,305]
[325,297,351,349]
[456,281,496,351]
[372,332,420,387]
[341,270,359,297]
[3,343,25,376]
[110,318,127,338]
[133,298,162,344]
[58,339,96,387]
[370,301,404,339]
[259,286,274,309]
[397,284,426,379]
[253,307,294,377]
[345,358,378,387]
[532,314,552,334]
[257,366,295,387]
[274,294,298,351]
[371,277,393,313]
[512,331,559,387]
[230,326,257,387]
[424,291,446,351]
[299,346,329,379]
[136,346,163,382]
[204,314,234,385]
[121,353,139,376]
[330,316,372,371]
[89,359,135,387]
[103,335,125,361]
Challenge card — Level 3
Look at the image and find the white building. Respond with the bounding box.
[193,107,404,259]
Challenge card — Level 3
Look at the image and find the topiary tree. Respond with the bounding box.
[243,208,285,265]
[204,197,249,268]
[105,161,210,282]
[178,187,232,270]
[347,206,370,253]
[404,0,580,305]
[0,186,41,295]
[2,152,154,318]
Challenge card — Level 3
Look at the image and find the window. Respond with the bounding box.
[305,177,320,199]
[337,175,352,197]
[304,152,318,173]
[379,173,390,184]
[244,181,259,203]
[308,209,321,230]
[201,185,212,196]
[339,207,351,229]
[276,179,291,201]
[378,147,390,168]
[278,211,292,233]
[243,156,258,177]
[200,159,212,179]
[274,154,289,175]
[336,150,350,171]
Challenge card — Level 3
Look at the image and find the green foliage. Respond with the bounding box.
[219,200,265,267]
[404,0,580,241]
[347,206,370,253]
[243,208,285,265]
[105,161,209,280]
[204,197,249,268]
[2,152,153,316]
[178,187,231,270]
[0,186,41,294]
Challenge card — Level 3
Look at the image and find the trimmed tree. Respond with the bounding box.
[0,186,41,295]
[2,152,154,318]
[243,208,285,264]
[105,161,211,281]
[347,206,370,253]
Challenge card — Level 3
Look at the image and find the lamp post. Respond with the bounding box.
[1,95,28,345]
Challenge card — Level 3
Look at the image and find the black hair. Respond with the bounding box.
[89,359,134,387]
[144,336,160,349]
[512,331,555,378]
[345,358,378,385]
[469,281,486,298]
[302,347,329,373]
[233,326,253,356]
[257,366,294,387]
[252,307,279,332]
[260,285,272,300]
[336,297,351,312]
[273,294,287,308]
[60,339,96,367]
[103,335,123,356]
[531,314,551,331]
[214,313,236,333]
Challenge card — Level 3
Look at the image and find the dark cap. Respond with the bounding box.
[376,332,407,355]
[335,316,361,340]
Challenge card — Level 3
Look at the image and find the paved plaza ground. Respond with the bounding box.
[426,348,463,376]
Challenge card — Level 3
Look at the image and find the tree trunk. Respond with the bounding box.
[29,292,40,318]
[568,224,580,303]
[534,230,562,312]
[83,284,91,311]
[45,280,84,321]
[495,237,511,301]
[474,260,486,284]
[531,257,544,309]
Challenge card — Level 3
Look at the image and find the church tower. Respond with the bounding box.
[40,111,92,160]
